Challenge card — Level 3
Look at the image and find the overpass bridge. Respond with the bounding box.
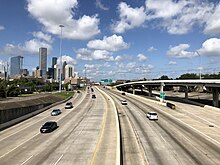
[115,79,220,107]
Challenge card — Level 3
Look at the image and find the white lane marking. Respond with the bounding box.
[20,155,33,165]
[0,133,39,159]
[160,135,166,143]
[132,95,220,146]
[159,110,220,146]
[53,154,64,165]
[0,96,78,142]
[179,110,220,129]
[0,115,49,142]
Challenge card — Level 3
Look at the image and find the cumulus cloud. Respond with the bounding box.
[87,34,129,51]
[147,46,157,52]
[0,26,5,31]
[145,0,214,35]
[32,31,53,43]
[57,55,77,65]
[111,2,147,33]
[204,4,220,35]
[111,0,216,35]
[0,31,53,55]
[169,61,177,65]
[95,0,109,11]
[197,38,220,56]
[137,53,148,61]
[27,0,100,40]
[167,44,197,58]
[76,48,114,61]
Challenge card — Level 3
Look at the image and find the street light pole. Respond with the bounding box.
[59,24,64,92]
[196,51,202,80]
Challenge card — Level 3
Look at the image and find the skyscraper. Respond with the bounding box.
[10,56,23,77]
[52,57,57,79]
[39,47,47,79]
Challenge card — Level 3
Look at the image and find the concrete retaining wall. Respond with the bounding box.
[0,94,70,131]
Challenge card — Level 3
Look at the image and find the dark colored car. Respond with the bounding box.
[92,94,96,99]
[65,102,73,109]
[77,90,80,93]
[40,121,58,133]
[51,109,62,116]
[122,92,126,95]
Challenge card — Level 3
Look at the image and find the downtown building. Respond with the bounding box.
[39,47,47,79]
[10,56,23,77]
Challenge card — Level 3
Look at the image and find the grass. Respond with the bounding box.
[53,91,74,100]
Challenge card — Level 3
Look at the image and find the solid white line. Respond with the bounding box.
[53,154,64,165]
[160,135,167,143]
[20,155,33,165]
[0,133,39,159]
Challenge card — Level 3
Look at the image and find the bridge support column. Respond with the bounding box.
[132,86,135,94]
[185,86,188,100]
[148,86,152,97]
[212,88,219,107]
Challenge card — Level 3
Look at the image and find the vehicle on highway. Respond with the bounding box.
[146,112,158,120]
[65,102,73,109]
[40,121,58,133]
[122,92,126,95]
[92,94,96,99]
[51,109,62,116]
[121,100,127,105]
[77,90,80,93]
[91,88,94,92]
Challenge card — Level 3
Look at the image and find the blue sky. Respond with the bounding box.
[1,0,220,81]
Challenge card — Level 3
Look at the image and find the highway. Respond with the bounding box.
[0,88,119,165]
[102,87,220,165]
[0,86,220,164]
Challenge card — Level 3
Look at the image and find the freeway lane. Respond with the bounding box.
[102,88,220,165]
[0,87,120,165]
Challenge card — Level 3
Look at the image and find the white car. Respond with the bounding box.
[121,100,127,105]
[146,112,158,120]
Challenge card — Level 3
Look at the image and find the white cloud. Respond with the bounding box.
[0,31,53,55]
[137,53,147,61]
[204,4,220,35]
[145,0,183,19]
[57,55,76,65]
[115,56,122,62]
[95,0,109,11]
[23,39,52,54]
[0,26,5,31]
[76,48,114,61]
[87,34,129,51]
[112,2,147,33]
[27,0,100,40]
[167,44,197,58]
[169,61,177,65]
[32,31,53,43]
[145,0,214,35]
[197,38,220,56]
[0,44,23,56]
[147,46,157,52]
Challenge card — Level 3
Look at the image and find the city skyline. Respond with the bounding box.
[1,0,220,81]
